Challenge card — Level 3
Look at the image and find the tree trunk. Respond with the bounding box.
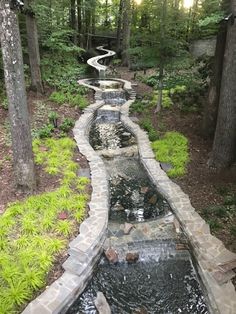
[155,0,167,112]
[77,0,83,47]
[0,0,36,191]
[202,23,227,138]
[209,0,236,168]
[70,0,77,44]
[156,63,164,113]
[121,0,131,66]
[116,0,123,52]
[25,0,44,94]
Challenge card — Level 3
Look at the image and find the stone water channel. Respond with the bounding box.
[67,79,209,313]
[22,47,236,314]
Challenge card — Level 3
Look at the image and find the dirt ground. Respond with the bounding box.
[0,88,87,212]
[117,66,236,253]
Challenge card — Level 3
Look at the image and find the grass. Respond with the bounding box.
[151,131,189,177]
[0,137,89,313]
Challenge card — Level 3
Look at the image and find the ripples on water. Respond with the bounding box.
[68,258,209,314]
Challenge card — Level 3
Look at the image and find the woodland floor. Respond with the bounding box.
[0,89,87,213]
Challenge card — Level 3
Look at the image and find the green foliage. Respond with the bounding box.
[0,138,88,312]
[48,111,59,128]
[59,118,75,133]
[49,91,88,109]
[55,220,74,237]
[151,132,189,177]
[139,118,159,142]
[0,97,8,110]
[37,123,55,139]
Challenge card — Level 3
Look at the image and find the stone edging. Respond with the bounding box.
[87,46,116,78]
[119,89,236,314]
[22,99,110,313]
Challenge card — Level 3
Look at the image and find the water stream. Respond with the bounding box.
[67,78,209,313]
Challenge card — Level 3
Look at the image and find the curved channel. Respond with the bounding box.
[87,46,116,78]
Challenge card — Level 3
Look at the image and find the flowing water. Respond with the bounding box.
[68,242,208,314]
[67,79,209,314]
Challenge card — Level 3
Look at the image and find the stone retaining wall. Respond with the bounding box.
[120,87,236,314]
[22,99,110,314]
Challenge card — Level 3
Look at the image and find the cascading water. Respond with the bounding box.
[67,51,210,313]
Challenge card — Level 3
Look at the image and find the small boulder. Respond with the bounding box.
[94,292,111,314]
[126,252,139,263]
[148,194,158,205]
[105,248,118,264]
[123,222,134,235]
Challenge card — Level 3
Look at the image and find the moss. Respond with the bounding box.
[151,131,189,177]
[0,138,89,313]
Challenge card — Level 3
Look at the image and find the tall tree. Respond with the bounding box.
[209,0,236,168]
[202,22,227,137]
[25,0,44,94]
[77,0,83,46]
[156,0,167,112]
[0,0,36,191]
[122,0,131,66]
[116,0,123,52]
[70,0,77,44]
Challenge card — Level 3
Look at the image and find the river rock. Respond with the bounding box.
[123,222,134,235]
[113,202,124,211]
[132,306,148,314]
[126,252,139,263]
[140,186,149,194]
[94,292,111,314]
[105,248,118,264]
[148,194,158,205]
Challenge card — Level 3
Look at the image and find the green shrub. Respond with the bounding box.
[151,131,189,177]
[37,124,55,139]
[59,118,75,133]
[49,91,88,109]
[139,118,159,142]
[48,111,59,128]
[49,91,67,105]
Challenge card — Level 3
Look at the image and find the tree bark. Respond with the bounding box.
[209,0,236,168]
[25,0,44,94]
[70,0,77,44]
[121,0,131,66]
[155,0,167,112]
[0,0,36,191]
[116,0,123,52]
[77,0,83,47]
[202,23,227,138]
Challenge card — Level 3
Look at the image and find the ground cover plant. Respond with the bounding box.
[151,132,189,178]
[0,137,89,313]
